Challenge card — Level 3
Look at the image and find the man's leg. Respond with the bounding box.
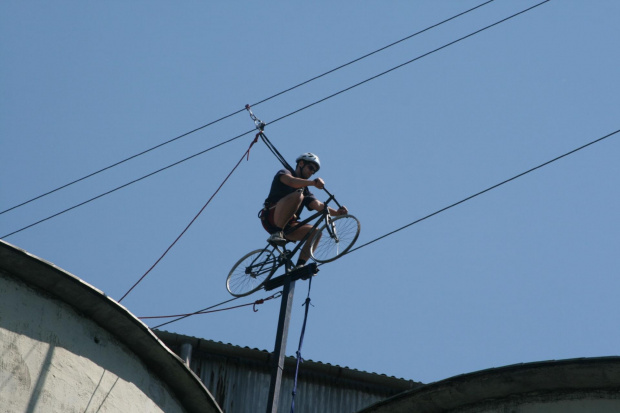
[286,224,320,266]
[273,190,303,229]
[267,190,304,245]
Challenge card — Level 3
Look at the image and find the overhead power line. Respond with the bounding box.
[0,0,495,216]
[269,0,551,125]
[150,296,240,330]
[347,128,620,256]
[1,130,254,238]
[144,291,282,330]
[2,0,550,239]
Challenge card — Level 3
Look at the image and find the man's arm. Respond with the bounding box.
[280,174,325,190]
[307,199,348,216]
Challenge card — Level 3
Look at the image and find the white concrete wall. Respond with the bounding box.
[0,272,186,413]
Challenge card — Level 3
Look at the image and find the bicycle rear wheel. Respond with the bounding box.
[227,248,277,297]
[310,214,360,263]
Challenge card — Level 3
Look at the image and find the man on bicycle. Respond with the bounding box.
[260,153,348,269]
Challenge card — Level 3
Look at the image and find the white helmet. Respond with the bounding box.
[296,153,320,171]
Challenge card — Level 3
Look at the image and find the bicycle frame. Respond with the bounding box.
[250,192,338,279]
[276,192,337,266]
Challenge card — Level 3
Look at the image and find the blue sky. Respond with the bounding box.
[2,1,619,384]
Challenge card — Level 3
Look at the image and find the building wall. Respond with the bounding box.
[0,272,187,413]
[192,354,397,413]
[155,331,420,413]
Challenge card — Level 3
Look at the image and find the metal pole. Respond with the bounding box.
[179,342,193,366]
[266,275,295,413]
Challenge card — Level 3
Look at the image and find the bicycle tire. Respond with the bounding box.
[226,248,277,297]
[310,214,360,263]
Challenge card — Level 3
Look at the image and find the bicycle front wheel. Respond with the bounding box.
[310,214,360,263]
[227,248,277,297]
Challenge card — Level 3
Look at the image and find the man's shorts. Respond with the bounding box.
[259,204,299,235]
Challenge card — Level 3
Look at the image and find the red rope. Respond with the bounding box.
[247,132,261,161]
[119,135,260,303]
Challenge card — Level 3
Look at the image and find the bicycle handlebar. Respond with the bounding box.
[322,187,342,209]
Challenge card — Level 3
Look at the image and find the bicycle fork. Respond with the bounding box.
[325,216,342,255]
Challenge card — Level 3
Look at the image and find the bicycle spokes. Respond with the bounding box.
[227,248,278,297]
[246,250,274,278]
[310,215,361,264]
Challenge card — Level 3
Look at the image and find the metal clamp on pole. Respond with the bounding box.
[245,104,266,131]
[263,263,319,291]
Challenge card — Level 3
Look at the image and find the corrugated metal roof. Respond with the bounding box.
[156,330,422,413]
[156,330,420,387]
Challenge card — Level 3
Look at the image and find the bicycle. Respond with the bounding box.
[226,189,360,297]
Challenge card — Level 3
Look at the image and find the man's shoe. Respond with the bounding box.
[267,231,286,246]
[287,264,304,274]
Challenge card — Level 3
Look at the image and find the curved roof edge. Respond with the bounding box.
[0,240,222,413]
[359,356,620,413]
